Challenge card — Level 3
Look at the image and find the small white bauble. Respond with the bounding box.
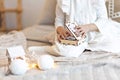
[37,55,54,70]
[9,59,28,75]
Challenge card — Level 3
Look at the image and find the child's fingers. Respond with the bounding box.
[57,34,61,42]
[67,31,73,36]
[82,33,86,38]
[63,32,67,38]
[58,33,66,40]
[80,31,86,37]
[57,34,65,42]
[77,28,83,32]
[57,31,66,40]
[66,29,72,36]
[74,26,81,29]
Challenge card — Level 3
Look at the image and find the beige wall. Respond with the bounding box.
[4,0,45,29]
[4,0,119,29]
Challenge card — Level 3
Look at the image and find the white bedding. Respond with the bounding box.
[1,25,120,80]
[1,46,120,80]
[1,0,120,79]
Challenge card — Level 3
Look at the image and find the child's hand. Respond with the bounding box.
[75,24,99,37]
[56,26,72,42]
[75,25,89,37]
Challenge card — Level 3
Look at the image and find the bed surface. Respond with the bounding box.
[1,50,120,80]
[1,25,120,80]
[1,0,120,79]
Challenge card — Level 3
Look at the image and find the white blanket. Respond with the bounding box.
[1,46,120,80]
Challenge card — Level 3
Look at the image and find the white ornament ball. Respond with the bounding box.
[37,55,54,70]
[9,59,28,75]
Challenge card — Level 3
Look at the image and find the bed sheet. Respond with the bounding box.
[0,46,120,80]
[1,24,120,80]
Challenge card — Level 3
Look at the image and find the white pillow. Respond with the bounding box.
[22,25,55,43]
[38,0,56,25]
